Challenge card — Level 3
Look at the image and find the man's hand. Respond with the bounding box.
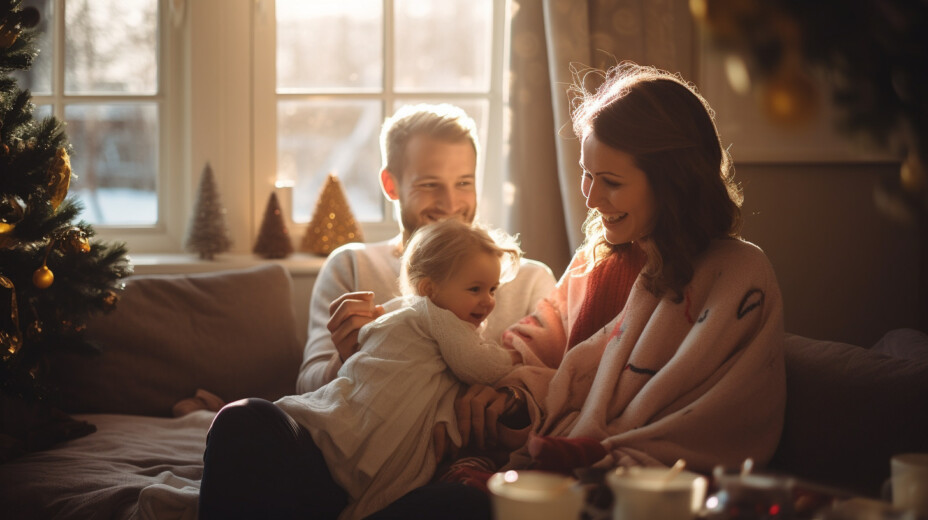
[327,292,385,363]
[454,384,509,450]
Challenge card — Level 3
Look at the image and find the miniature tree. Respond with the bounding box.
[185,162,232,260]
[253,191,293,259]
[300,172,363,256]
[0,0,131,404]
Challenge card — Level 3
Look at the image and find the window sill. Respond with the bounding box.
[128,252,327,276]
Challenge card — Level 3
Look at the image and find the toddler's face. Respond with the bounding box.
[427,251,500,327]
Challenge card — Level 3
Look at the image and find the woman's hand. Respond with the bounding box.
[454,384,509,450]
[327,292,385,363]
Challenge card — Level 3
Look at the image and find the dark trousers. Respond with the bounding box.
[198,398,491,520]
[199,398,347,519]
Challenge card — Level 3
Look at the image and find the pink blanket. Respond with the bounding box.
[500,239,786,473]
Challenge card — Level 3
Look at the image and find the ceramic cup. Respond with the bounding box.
[890,453,928,516]
[607,466,708,520]
[487,470,585,520]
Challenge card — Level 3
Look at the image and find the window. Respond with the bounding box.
[260,0,508,242]
[15,0,508,254]
[17,0,165,227]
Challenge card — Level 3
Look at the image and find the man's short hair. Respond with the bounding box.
[380,103,480,180]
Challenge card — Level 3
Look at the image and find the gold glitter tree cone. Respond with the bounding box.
[300,172,363,256]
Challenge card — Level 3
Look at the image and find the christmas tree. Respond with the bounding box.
[185,162,232,260]
[253,191,293,259]
[300,172,363,256]
[1,0,131,403]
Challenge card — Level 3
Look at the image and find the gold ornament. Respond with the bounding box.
[1,275,23,357]
[300,172,364,256]
[900,152,926,195]
[692,0,760,41]
[0,194,25,235]
[47,147,72,211]
[760,64,818,127]
[0,25,19,49]
[33,265,54,289]
[60,227,91,254]
[0,6,39,48]
[101,290,119,311]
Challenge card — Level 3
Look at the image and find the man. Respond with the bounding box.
[296,103,556,394]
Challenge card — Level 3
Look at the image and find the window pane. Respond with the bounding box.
[278,99,383,223]
[66,103,158,225]
[394,0,492,92]
[33,104,53,120]
[393,98,489,185]
[11,0,54,95]
[64,0,157,94]
[277,0,382,92]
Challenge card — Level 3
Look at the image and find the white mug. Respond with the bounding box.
[890,453,928,516]
[487,470,585,520]
[607,467,708,520]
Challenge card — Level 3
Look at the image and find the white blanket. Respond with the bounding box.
[0,411,212,520]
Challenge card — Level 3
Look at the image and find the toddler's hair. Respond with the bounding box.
[400,219,522,297]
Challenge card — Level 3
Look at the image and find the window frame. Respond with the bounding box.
[27,0,186,254]
[36,0,510,255]
[253,0,510,245]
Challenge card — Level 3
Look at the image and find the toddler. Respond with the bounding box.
[276,218,522,520]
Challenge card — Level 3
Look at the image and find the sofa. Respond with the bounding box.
[1,264,926,519]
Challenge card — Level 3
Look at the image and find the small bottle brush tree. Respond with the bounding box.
[185,162,232,260]
[0,0,131,403]
[253,191,293,259]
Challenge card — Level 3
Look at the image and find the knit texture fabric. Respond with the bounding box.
[567,245,646,350]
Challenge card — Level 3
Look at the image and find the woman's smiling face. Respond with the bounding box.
[580,132,657,246]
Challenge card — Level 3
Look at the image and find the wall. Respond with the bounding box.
[695,41,924,347]
[737,162,921,346]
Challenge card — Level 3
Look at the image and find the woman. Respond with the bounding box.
[452,62,786,477]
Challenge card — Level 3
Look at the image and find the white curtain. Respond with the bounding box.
[506,0,696,275]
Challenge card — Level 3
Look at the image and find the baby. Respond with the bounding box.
[276,218,522,520]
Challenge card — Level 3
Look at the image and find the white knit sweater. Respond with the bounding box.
[296,235,556,393]
[278,295,514,520]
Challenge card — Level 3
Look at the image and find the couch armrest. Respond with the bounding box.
[769,333,928,497]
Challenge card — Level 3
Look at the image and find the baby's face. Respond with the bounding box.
[427,251,500,327]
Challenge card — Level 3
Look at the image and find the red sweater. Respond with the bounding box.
[566,244,646,350]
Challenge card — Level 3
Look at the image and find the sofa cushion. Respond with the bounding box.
[46,264,303,417]
[769,333,928,497]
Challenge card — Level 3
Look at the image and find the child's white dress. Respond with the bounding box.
[276,295,514,520]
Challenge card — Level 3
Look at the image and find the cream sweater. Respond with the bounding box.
[297,235,556,393]
[278,295,513,520]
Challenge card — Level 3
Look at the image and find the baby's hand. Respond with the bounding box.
[507,348,522,365]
